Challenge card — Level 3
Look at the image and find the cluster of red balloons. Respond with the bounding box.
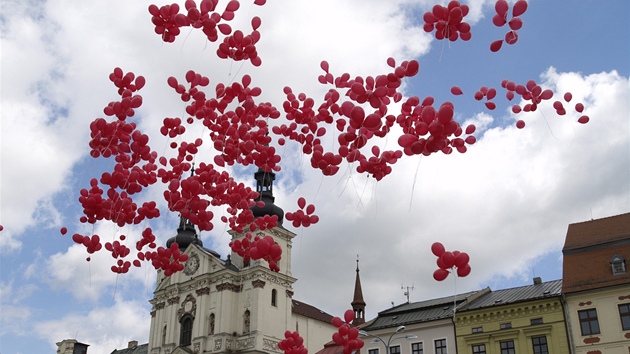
[503,79,553,128]
[217,17,263,66]
[278,331,307,354]
[72,234,103,256]
[423,1,472,42]
[330,310,364,354]
[285,197,319,228]
[431,242,471,281]
[142,242,190,276]
[149,0,265,65]
[490,0,528,52]
[229,233,282,271]
[474,86,498,110]
[67,0,595,280]
[553,92,589,124]
[397,98,477,155]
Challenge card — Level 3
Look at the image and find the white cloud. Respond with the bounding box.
[34,298,151,354]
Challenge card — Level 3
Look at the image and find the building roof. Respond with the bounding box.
[110,343,148,354]
[457,279,562,312]
[563,213,630,252]
[292,300,335,324]
[562,213,630,293]
[361,291,479,331]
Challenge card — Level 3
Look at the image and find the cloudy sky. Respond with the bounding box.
[1,0,628,353]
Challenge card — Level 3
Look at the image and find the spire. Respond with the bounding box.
[250,168,284,225]
[351,256,366,325]
[166,165,204,251]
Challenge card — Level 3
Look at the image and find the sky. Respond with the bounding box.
[1,0,628,353]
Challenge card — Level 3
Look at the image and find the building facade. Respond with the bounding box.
[359,290,487,354]
[562,212,630,354]
[455,278,570,354]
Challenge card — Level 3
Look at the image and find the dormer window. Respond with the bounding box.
[611,255,627,275]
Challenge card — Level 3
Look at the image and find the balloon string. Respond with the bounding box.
[408,155,423,212]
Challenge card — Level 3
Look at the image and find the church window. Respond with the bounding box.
[209,313,215,335]
[180,314,193,347]
[272,289,278,307]
[244,310,251,334]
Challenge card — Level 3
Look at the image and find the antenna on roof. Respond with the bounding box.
[401,283,414,303]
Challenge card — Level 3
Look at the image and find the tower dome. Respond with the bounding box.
[250,168,284,226]
[166,216,203,251]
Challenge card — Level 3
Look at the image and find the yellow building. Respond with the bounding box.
[455,278,570,354]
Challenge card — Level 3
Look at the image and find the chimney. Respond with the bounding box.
[128,340,138,349]
[533,277,542,285]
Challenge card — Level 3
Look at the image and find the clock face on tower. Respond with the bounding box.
[184,253,200,275]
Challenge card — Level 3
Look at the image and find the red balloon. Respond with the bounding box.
[332,317,342,327]
[457,264,472,277]
[516,120,525,129]
[60,227,68,235]
[450,86,463,95]
[512,0,528,17]
[441,251,455,268]
[431,242,445,257]
[454,252,470,268]
[433,268,449,281]
[490,40,503,52]
[344,309,354,323]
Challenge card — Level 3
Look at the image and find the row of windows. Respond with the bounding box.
[578,303,630,335]
[470,337,547,354]
[367,339,446,354]
[167,309,253,347]
[468,303,629,337]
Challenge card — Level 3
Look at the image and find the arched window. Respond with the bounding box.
[243,310,251,334]
[209,313,215,335]
[180,314,193,347]
[271,289,277,307]
[162,324,167,345]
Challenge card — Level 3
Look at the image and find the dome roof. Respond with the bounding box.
[250,168,284,226]
[166,217,203,251]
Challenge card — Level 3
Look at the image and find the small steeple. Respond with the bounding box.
[166,165,204,251]
[250,168,284,225]
[351,256,366,325]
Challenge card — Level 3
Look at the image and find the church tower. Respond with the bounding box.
[351,258,366,325]
[147,168,299,354]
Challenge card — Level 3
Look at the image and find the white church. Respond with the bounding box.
[57,169,367,354]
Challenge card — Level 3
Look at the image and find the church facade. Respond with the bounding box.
[147,169,338,354]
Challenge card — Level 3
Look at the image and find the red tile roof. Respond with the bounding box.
[292,300,335,324]
[562,213,630,293]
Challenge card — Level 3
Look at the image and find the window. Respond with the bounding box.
[434,339,447,354]
[209,313,215,335]
[180,315,193,347]
[578,309,600,335]
[472,327,483,333]
[530,318,543,325]
[162,324,167,345]
[500,340,515,354]
[411,342,423,354]
[368,349,379,354]
[532,336,548,354]
[243,310,251,334]
[472,344,486,354]
[610,255,626,275]
[389,345,401,354]
[272,289,278,307]
[620,303,630,331]
[500,322,512,329]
